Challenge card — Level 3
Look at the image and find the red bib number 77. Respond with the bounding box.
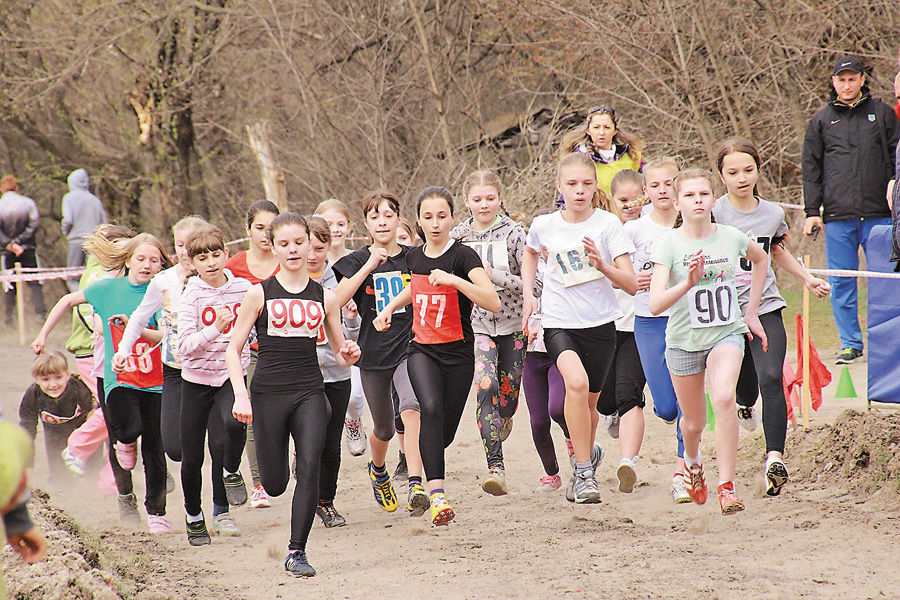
[409,273,463,344]
[109,321,163,388]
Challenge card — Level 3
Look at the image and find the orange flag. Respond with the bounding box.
[794,313,832,413]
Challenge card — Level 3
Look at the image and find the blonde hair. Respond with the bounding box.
[462,170,502,199]
[315,199,352,224]
[32,351,68,378]
[557,152,618,216]
[673,168,717,196]
[642,156,680,179]
[172,215,207,235]
[83,232,172,273]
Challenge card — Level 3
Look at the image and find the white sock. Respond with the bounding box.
[186,511,204,523]
[684,452,701,467]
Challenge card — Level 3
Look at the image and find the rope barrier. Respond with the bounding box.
[0,267,85,284]
[807,268,900,280]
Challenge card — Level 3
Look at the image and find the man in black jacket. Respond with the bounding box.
[803,55,900,364]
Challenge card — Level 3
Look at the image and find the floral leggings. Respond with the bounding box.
[474,332,526,469]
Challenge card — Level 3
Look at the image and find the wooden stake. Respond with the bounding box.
[15,262,24,346]
[802,255,811,429]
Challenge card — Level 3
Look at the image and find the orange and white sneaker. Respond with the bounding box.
[717,482,745,515]
[683,463,708,505]
[249,484,271,509]
[429,492,455,526]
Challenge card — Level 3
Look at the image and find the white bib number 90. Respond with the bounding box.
[688,282,737,329]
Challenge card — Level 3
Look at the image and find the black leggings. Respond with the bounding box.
[180,380,247,516]
[319,379,352,504]
[359,361,416,443]
[104,386,167,516]
[597,330,646,417]
[735,309,789,454]
[95,378,133,497]
[161,365,183,461]
[407,351,474,482]
[252,388,328,552]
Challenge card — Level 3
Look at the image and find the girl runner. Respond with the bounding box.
[32,233,173,532]
[307,216,360,527]
[597,169,648,493]
[333,191,427,518]
[713,137,830,496]
[560,105,644,194]
[315,199,369,459]
[648,168,768,515]
[451,170,526,496]
[522,152,637,504]
[373,186,500,525]
[227,212,360,577]
[177,225,251,545]
[225,200,279,508]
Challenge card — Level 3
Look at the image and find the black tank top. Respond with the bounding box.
[250,276,325,395]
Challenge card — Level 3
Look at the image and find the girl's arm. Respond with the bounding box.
[372,285,412,332]
[489,227,525,294]
[583,237,638,295]
[226,285,263,424]
[743,240,769,350]
[648,251,703,315]
[429,267,501,313]
[177,288,233,359]
[332,248,388,307]
[114,277,163,364]
[31,291,87,355]
[323,290,361,368]
[771,244,830,298]
[521,247,539,334]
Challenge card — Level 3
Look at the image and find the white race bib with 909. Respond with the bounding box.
[266,298,324,337]
[552,246,603,288]
[687,282,738,329]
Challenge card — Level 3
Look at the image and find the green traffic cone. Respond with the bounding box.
[705,393,716,431]
[835,366,858,399]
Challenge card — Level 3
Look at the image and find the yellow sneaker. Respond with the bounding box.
[368,461,398,512]
[429,492,455,526]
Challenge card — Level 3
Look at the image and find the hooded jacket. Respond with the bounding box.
[802,86,899,222]
[451,215,525,337]
[61,169,106,241]
[314,261,360,383]
[0,191,39,249]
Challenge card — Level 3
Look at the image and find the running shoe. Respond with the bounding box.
[565,472,576,502]
[407,482,430,518]
[284,549,316,578]
[166,470,176,494]
[671,475,692,504]
[835,347,863,364]
[224,472,248,506]
[429,492,455,526]
[148,514,171,534]
[572,470,601,504]
[591,442,605,472]
[565,438,575,465]
[368,461,399,512]
[481,466,508,496]
[765,457,789,497]
[114,441,137,470]
[61,447,85,476]
[500,416,514,442]
[535,474,562,492]
[605,414,620,439]
[683,463,708,505]
[316,503,347,528]
[394,451,408,481]
[616,457,637,494]
[717,482,745,515]
[186,518,211,546]
[249,484,271,509]
[214,513,241,536]
[737,405,758,432]
[344,418,367,456]
[118,492,140,525]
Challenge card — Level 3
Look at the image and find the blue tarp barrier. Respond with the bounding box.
[866,225,900,404]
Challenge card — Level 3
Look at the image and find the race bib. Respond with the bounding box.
[199,302,241,339]
[467,241,510,272]
[552,246,603,288]
[687,282,738,329]
[109,322,163,388]
[266,298,323,338]
[410,274,463,344]
[372,271,408,314]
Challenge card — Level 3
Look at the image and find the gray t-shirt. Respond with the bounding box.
[712,195,788,315]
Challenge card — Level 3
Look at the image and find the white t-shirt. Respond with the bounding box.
[613,287,635,332]
[624,216,672,318]
[526,209,635,329]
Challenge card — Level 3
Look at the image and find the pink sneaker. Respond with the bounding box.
[148,514,171,534]
[536,474,562,492]
[115,442,137,470]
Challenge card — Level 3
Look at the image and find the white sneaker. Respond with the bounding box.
[605,414,620,439]
[737,405,758,432]
[616,457,637,493]
[344,418,368,456]
[671,475,692,504]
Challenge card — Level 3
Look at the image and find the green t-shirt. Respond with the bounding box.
[65,257,106,356]
[82,277,160,396]
[650,224,749,352]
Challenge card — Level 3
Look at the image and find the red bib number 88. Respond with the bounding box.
[267,298,323,338]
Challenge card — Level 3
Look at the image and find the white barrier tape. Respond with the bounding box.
[225,235,370,247]
[807,268,900,279]
[0,267,85,284]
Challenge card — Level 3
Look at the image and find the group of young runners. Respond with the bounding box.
[23,103,831,578]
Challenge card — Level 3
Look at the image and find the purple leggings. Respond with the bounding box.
[522,352,569,476]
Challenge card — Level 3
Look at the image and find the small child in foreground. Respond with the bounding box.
[19,352,94,478]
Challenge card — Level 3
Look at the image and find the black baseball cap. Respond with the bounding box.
[833,56,864,76]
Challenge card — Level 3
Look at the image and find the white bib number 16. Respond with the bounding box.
[688,282,737,329]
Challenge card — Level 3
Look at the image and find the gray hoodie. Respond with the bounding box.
[62,169,106,241]
[451,215,526,337]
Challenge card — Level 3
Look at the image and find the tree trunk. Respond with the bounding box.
[246,121,289,213]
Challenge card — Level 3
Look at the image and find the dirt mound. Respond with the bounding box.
[2,490,177,600]
[789,409,900,505]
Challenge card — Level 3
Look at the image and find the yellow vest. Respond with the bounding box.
[595,151,641,194]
